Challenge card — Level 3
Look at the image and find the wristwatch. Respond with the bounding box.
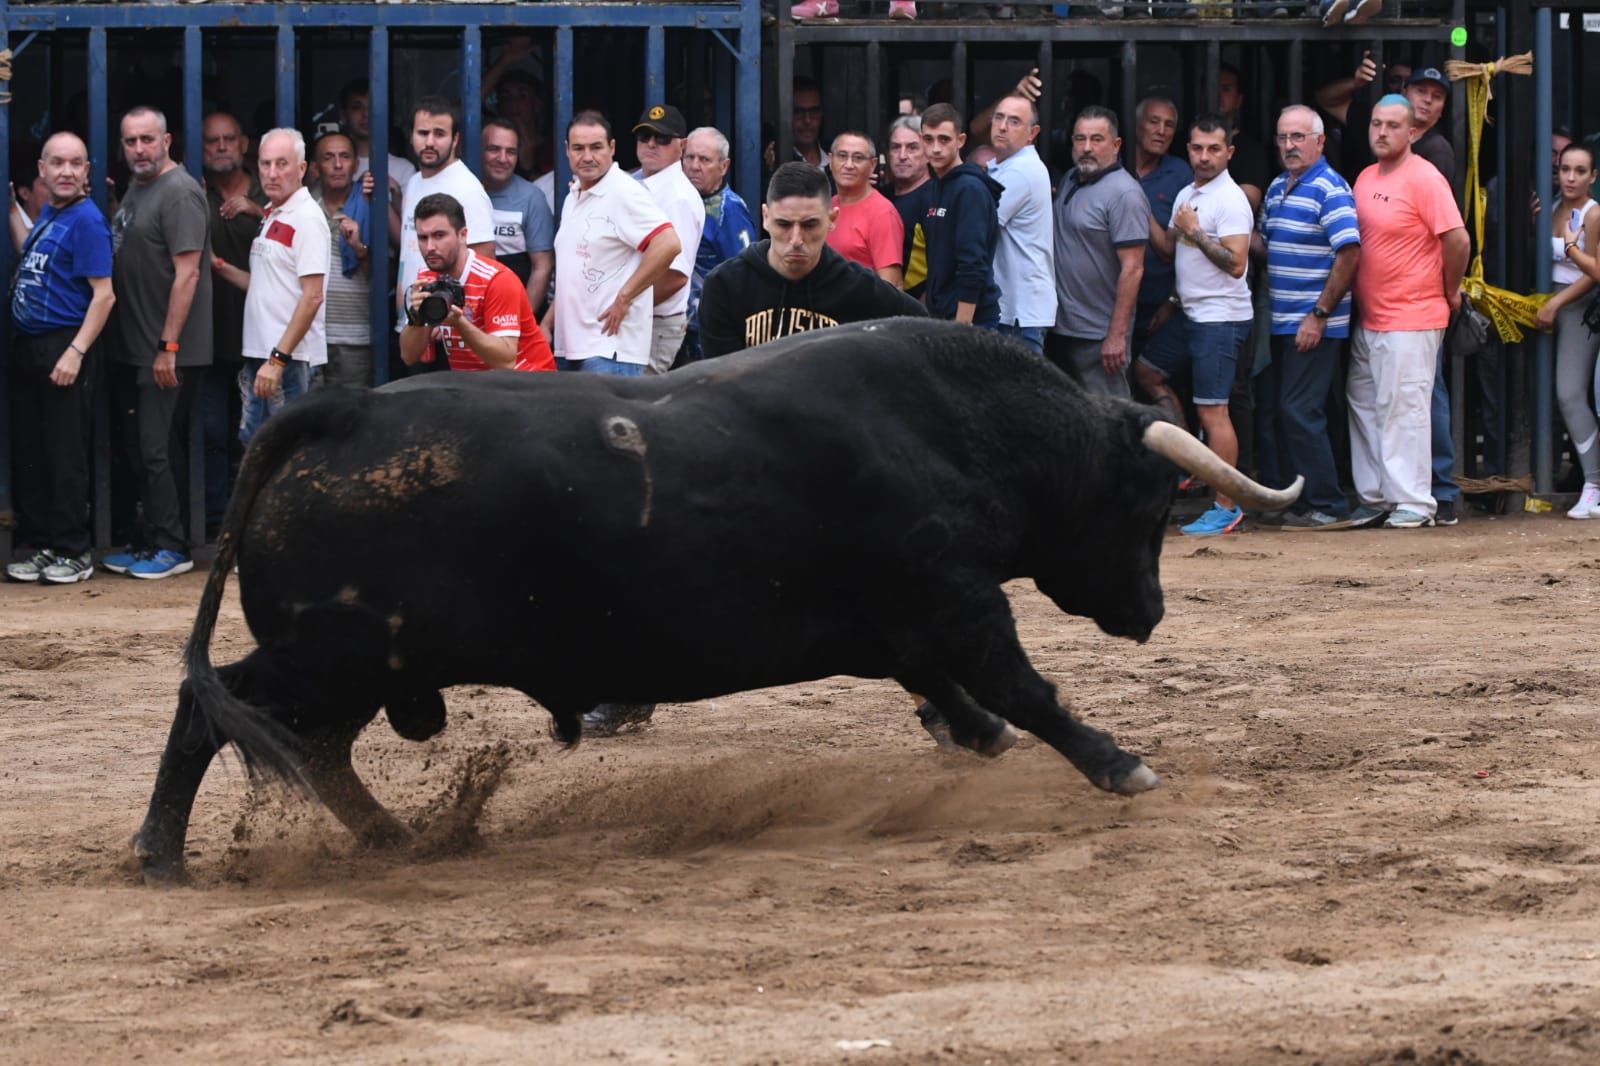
[268,348,291,368]
[1566,241,1581,259]
[159,339,180,353]
[1311,305,1331,320]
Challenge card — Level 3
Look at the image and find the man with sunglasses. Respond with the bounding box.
[632,104,705,374]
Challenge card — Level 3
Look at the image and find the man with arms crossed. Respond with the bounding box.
[826,130,904,288]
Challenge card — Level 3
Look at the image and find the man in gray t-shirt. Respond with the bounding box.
[1047,107,1151,399]
[482,118,555,314]
[106,106,214,578]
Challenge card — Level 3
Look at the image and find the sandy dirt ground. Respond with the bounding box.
[4,513,1600,1065]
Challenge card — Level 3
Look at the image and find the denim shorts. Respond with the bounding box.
[1138,314,1253,406]
[556,355,645,376]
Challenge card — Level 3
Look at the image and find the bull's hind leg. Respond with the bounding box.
[303,729,413,850]
[133,667,234,885]
[895,673,1018,757]
[917,589,1158,795]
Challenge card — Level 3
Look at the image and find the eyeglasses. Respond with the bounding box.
[635,131,677,147]
[831,151,873,165]
[1274,131,1315,145]
[794,106,824,119]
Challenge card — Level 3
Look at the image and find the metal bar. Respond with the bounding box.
[1203,38,1220,114]
[554,27,573,218]
[1287,37,1303,105]
[1036,37,1052,174]
[1120,39,1136,154]
[461,24,482,173]
[276,22,295,129]
[865,40,881,142]
[646,25,664,104]
[1447,0,1466,482]
[183,27,202,180]
[1534,5,1554,492]
[7,6,746,31]
[952,40,967,119]
[89,28,108,216]
[184,24,205,546]
[710,29,738,61]
[776,12,793,172]
[9,28,34,57]
[735,7,761,207]
[0,0,10,558]
[786,22,1452,44]
[368,27,391,388]
[88,26,110,548]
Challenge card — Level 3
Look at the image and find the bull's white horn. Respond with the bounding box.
[1142,420,1304,512]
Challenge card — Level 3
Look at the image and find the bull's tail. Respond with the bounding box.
[182,391,369,787]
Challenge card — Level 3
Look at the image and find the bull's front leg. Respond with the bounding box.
[923,592,1159,795]
[895,673,1018,757]
[303,730,413,850]
[133,677,225,886]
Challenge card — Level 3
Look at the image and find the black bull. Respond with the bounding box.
[133,319,1300,882]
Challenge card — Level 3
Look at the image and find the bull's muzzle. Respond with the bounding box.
[1142,421,1303,512]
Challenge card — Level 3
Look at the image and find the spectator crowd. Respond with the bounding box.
[8,35,1596,588]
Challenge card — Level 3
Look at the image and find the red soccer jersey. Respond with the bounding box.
[417,250,555,372]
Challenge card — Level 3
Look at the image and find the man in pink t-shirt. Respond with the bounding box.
[1346,94,1469,530]
[825,131,905,289]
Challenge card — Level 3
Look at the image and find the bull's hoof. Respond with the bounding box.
[976,723,1020,758]
[1108,761,1162,795]
[359,819,415,851]
[581,703,656,738]
[132,834,187,888]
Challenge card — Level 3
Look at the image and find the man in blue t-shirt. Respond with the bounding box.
[6,132,116,584]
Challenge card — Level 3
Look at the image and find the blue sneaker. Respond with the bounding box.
[128,549,195,580]
[1181,504,1244,537]
[101,548,146,575]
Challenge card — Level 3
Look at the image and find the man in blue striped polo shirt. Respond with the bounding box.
[1257,104,1362,531]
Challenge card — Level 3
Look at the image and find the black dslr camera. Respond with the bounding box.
[415,275,467,327]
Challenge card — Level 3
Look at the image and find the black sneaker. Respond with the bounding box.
[580,703,656,737]
[1434,499,1459,526]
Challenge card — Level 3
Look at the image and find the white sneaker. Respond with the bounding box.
[1568,484,1600,519]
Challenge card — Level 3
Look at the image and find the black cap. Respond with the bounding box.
[1405,67,1449,92]
[633,104,687,139]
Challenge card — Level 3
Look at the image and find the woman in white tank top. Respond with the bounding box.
[1543,143,1600,517]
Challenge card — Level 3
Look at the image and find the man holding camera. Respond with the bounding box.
[400,193,554,372]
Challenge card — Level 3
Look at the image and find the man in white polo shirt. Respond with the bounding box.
[549,109,681,375]
[212,127,328,445]
[393,96,494,334]
[632,104,705,374]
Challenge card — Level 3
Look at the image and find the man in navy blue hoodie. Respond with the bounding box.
[918,103,1003,328]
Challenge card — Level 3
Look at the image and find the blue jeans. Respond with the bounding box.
[1261,334,1349,517]
[238,359,310,445]
[997,323,1046,353]
[556,355,645,376]
[1430,347,1460,502]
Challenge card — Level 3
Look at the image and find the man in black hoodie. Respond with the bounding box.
[697,162,924,358]
[918,102,1004,328]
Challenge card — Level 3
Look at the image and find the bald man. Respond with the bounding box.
[6,132,116,584]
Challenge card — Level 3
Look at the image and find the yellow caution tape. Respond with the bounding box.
[1448,54,1551,344]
